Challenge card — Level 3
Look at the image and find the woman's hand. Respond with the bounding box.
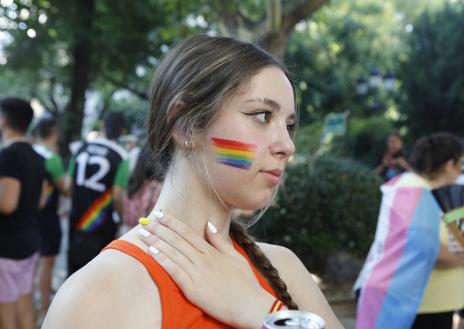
[138,212,275,329]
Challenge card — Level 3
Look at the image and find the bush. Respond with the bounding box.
[252,155,382,275]
[293,121,324,156]
[294,116,397,168]
[345,116,397,166]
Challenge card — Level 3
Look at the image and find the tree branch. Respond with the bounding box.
[211,0,258,40]
[104,74,148,100]
[47,74,60,114]
[281,0,328,32]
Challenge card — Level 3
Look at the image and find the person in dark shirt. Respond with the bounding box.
[66,112,129,276]
[32,117,68,321]
[375,132,412,181]
[0,97,46,329]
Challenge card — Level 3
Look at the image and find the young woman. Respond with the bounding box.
[374,132,411,181]
[42,35,343,329]
[355,132,464,329]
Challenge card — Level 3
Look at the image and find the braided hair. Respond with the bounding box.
[229,221,299,309]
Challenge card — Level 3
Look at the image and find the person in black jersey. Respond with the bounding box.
[32,117,69,321]
[0,98,47,329]
[66,112,130,276]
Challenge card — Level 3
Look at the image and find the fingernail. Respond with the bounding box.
[149,246,160,255]
[139,217,151,225]
[154,210,164,219]
[207,221,218,234]
[139,228,151,238]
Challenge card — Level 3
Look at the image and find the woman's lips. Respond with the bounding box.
[260,169,282,185]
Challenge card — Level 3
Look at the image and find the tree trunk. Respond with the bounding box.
[216,0,328,59]
[62,0,95,155]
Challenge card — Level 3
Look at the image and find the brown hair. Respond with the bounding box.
[409,132,463,179]
[147,34,298,309]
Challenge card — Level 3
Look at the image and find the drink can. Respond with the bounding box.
[261,310,325,329]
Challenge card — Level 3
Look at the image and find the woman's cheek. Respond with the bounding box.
[211,137,257,171]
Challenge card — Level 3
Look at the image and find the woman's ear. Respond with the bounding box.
[443,158,460,177]
[167,100,186,125]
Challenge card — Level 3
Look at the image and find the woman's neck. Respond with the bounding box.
[422,174,452,190]
[148,154,233,242]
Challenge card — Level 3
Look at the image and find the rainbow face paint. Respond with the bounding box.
[212,137,256,170]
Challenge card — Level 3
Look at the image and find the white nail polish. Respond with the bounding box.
[207,221,218,234]
[149,246,160,255]
[154,210,164,219]
[139,228,151,238]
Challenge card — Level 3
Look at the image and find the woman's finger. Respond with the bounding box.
[145,233,196,275]
[148,246,193,290]
[140,223,202,266]
[205,222,241,259]
[150,211,212,254]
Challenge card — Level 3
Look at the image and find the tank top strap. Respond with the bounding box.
[232,241,278,299]
[102,239,175,329]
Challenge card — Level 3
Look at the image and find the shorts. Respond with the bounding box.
[0,253,39,303]
[38,215,62,256]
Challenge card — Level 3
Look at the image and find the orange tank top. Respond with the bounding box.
[103,239,277,329]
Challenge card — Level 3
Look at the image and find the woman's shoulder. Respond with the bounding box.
[42,245,162,329]
[256,242,308,293]
[256,242,344,329]
[256,242,300,270]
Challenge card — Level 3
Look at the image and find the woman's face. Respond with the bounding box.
[387,135,402,153]
[198,66,296,210]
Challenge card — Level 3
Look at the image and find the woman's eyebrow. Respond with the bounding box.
[244,97,281,110]
[245,97,296,120]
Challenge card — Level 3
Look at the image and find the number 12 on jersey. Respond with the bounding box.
[75,152,110,192]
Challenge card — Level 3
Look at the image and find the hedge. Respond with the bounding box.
[252,155,382,275]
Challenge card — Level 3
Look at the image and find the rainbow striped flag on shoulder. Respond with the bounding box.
[354,173,441,329]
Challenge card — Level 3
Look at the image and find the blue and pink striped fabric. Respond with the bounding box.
[354,173,442,329]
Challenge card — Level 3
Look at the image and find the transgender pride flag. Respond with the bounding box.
[354,173,442,329]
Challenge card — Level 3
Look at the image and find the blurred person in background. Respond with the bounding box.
[445,159,464,329]
[66,111,130,276]
[121,144,162,233]
[375,132,411,181]
[355,132,464,329]
[0,97,47,329]
[120,134,141,172]
[32,117,68,322]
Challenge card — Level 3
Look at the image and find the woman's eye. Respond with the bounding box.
[287,123,297,137]
[253,111,271,123]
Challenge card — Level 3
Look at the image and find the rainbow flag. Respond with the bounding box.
[212,137,256,170]
[75,189,113,232]
[354,173,441,329]
[45,183,54,206]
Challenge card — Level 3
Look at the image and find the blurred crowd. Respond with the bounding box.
[0,97,162,328]
[1,97,464,329]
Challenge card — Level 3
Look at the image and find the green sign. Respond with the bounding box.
[323,112,348,136]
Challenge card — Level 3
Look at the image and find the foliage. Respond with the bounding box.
[293,121,323,156]
[285,0,406,124]
[400,2,464,139]
[294,115,397,167]
[0,0,208,148]
[252,155,382,274]
[345,116,397,166]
